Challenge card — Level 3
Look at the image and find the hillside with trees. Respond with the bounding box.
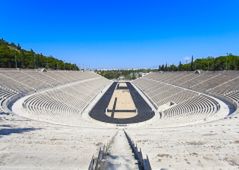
[158,55,239,71]
[97,69,154,80]
[99,55,239,80]
[0,38,79,70]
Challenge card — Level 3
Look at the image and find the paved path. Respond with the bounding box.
[104,130,138,170]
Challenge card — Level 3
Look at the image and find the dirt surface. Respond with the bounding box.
[106,83,137,119]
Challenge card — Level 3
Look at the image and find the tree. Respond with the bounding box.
[17,43,21,50]
[0,38,79,70]
[178,61,182,71]
[158,65,161,71]
[190,55,194,71]
[165,63,168,71]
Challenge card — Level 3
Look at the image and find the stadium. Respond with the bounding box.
[1,68,239,169]
[1,1,239,170]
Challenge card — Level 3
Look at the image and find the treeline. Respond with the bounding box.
[0,38,79,70]
[97,69,153,80]
[98,55,239,80]
[158,55,239,71]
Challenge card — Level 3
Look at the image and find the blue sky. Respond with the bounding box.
[1,0,239,69]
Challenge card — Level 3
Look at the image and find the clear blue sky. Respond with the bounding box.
[1,0,239,69]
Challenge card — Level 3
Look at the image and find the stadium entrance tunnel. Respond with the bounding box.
[89,82,155,124]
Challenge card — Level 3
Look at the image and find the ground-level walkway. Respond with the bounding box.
[103,130,138,170]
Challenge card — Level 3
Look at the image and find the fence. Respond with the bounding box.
[88,131,118,170]
[124,130,152,170]
[88,145,107,170]
[89,130,152,170]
